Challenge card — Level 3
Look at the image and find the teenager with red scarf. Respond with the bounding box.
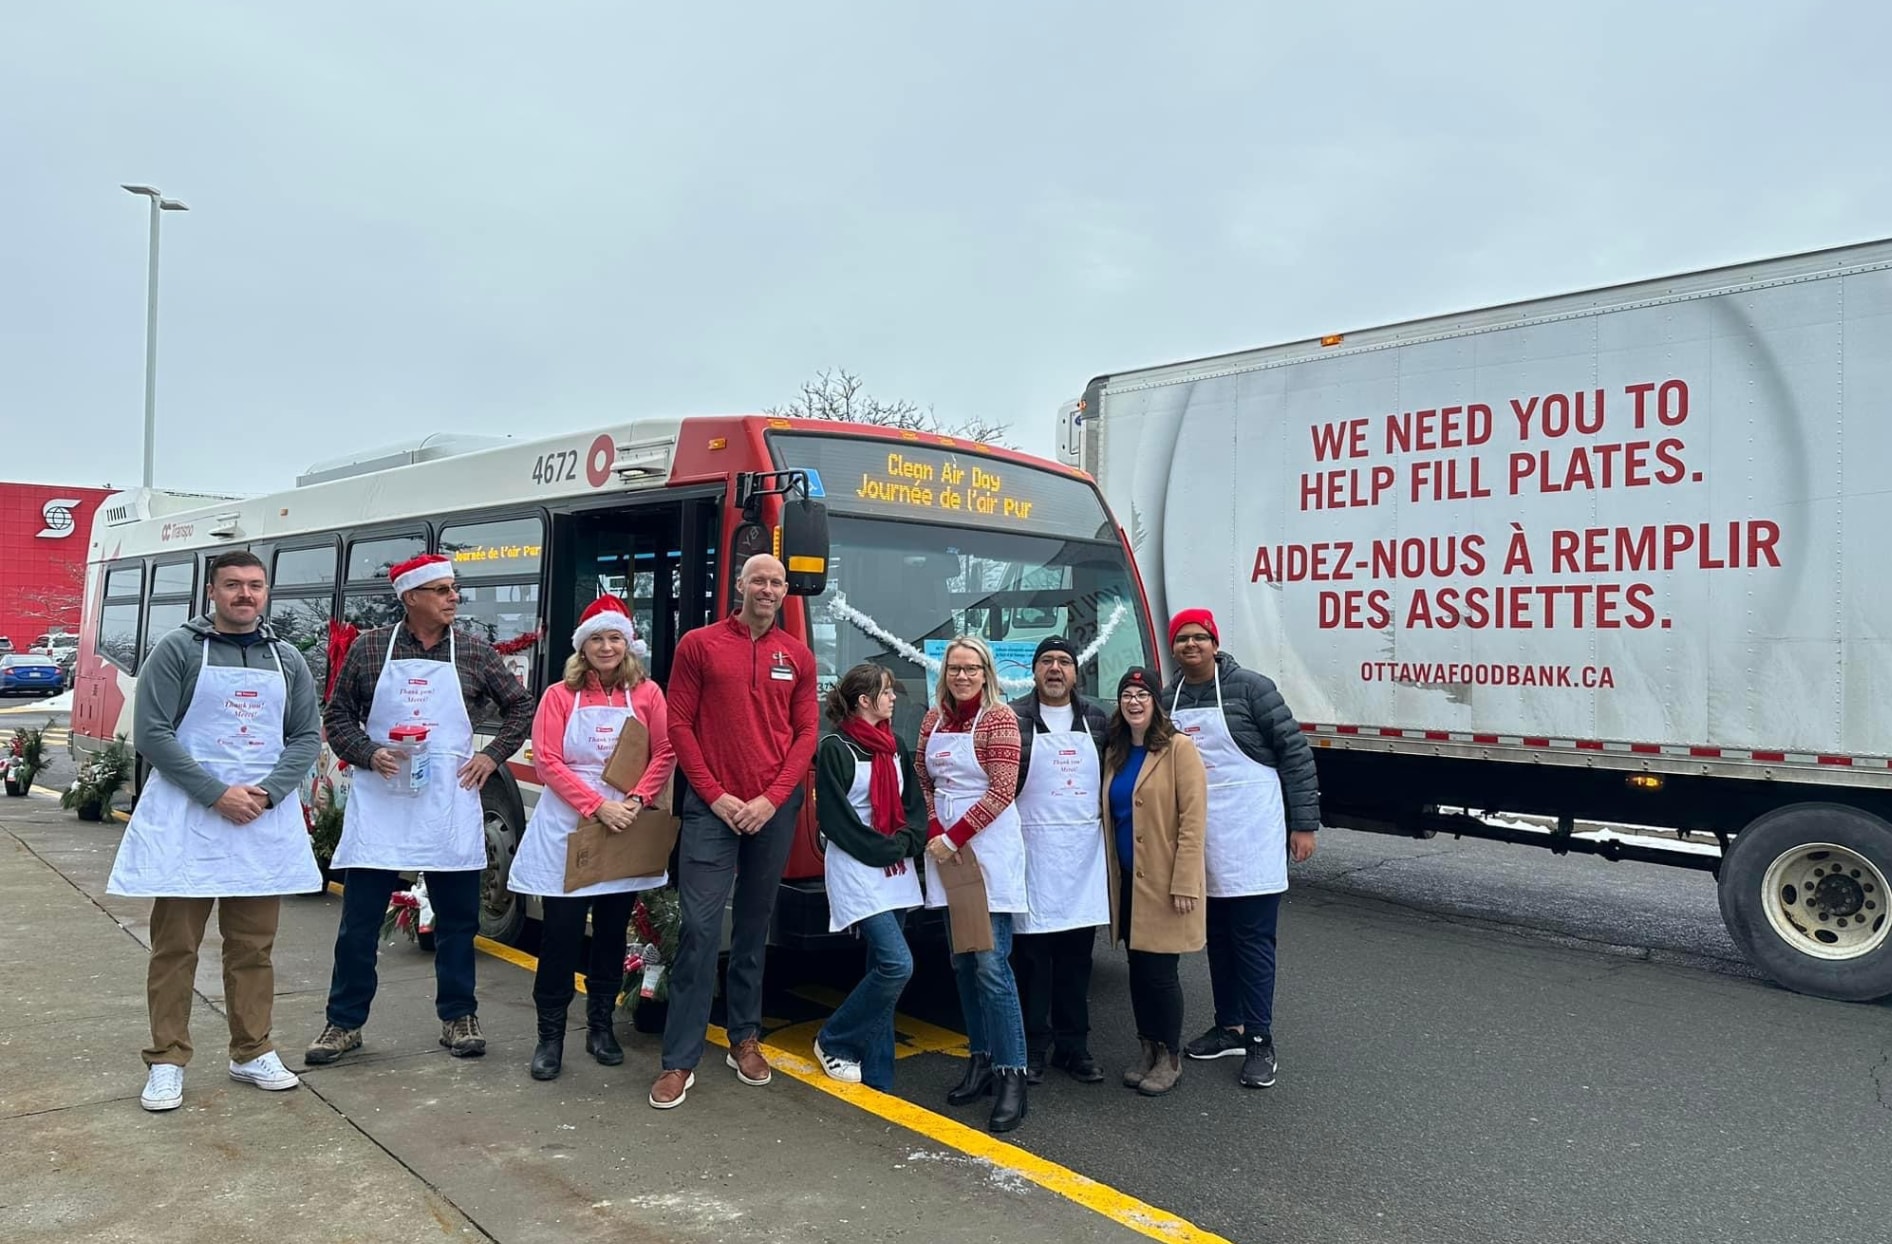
[917,635,1030,1133]
[809,664,926,1090]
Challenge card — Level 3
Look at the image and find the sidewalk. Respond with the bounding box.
[0,795,1158,1244]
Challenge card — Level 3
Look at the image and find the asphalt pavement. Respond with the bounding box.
[7,697,1889,1244]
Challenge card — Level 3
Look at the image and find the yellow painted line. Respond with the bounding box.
[790,984,970,1058]
[317,877,1228,1239]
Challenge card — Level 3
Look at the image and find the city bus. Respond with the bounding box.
[72,415,1157,946]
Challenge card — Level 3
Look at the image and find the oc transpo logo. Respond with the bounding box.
[36,499,85,539]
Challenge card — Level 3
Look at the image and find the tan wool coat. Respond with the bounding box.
[1102,733,1208,954]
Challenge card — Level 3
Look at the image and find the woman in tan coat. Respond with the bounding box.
[1101,666,1208,1095]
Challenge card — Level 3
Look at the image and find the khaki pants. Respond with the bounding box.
[143,896,282,1068]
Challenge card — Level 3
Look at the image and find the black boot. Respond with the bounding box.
[1025,1049,1047,1086]
[530,1005,565,1081]
[989,1068,1028,1133]
[584,983,624,1066]
[947,1052,995,1105]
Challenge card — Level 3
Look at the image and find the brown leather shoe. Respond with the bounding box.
[648,1068,695,1110]
[726,1036,772,1086]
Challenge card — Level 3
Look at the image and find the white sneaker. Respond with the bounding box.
[812,1036,862,1084]
[228,1050,301,1091]
[141,1064,184,1111]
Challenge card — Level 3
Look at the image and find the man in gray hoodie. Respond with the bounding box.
[107,550,323,1112]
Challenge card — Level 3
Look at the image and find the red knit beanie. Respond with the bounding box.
[1168,608,1220,646]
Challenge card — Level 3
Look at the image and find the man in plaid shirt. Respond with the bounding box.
[306,553,535,1066]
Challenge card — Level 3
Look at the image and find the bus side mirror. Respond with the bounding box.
[780,493,829,596]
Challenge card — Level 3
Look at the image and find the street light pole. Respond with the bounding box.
[121,185,189,491]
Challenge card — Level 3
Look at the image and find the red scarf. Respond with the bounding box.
[839,717,903,836]
[941,693,982,733]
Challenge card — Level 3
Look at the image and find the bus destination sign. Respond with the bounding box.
[770,433,1111,541]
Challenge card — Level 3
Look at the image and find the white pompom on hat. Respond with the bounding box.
[572,595,648,659]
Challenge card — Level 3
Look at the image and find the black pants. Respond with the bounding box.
[327,869,481,1030]
[1012,926,1096,1058]
[1119,867,1182,1051]
[1206,892,1282,1035]
[533,891,636,1015]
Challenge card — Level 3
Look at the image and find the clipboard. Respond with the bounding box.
[562,712,679,891]
[931,844,995,954]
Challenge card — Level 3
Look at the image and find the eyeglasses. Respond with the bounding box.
[417,584,458,598]
[1118,690,1153,704]
[1172,633,1213,646]
[945,665,984,677]
[1035,655,1075,669]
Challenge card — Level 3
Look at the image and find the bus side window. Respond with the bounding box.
[98,561,144,673]
[270,542,341,696]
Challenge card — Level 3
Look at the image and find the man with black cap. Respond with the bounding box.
[1007,636,1111,1084]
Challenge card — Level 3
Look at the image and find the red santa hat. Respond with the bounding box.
[572,595,647,659]
[390,553,455,596]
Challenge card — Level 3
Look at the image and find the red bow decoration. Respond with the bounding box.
[325,619,360,702]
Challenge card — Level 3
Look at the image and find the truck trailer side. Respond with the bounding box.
[1065,236,1892,1000]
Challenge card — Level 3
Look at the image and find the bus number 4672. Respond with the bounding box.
[532,451,579,484]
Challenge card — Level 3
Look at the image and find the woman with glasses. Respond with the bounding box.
[1164,608,1321,1091]
[1103,667,1207,1095]
[916,635,1030,1133]
[810,663,926,1090]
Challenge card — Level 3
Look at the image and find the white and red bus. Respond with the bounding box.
[73,415,1156,945]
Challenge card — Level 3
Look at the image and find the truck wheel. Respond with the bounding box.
[1718,803,1892,1001]
[479,789,527,946]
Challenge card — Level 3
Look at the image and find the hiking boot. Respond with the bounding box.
[648,1068,695,1109]
[584,986,624,1066]
[1138,1044,1183,1096]
[228,1051,300,1091]
[304,1023,362,1065]
[141,1064,184,1112]
[439,1014,486,1058]
[726,1035,772,1086]
[1239,1035,1277,1088]
[1183,1024,1245,1060]
[1122,1038,1158,1089]
[1051,1047,1104,1083]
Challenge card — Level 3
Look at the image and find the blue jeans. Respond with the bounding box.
[1206,893,1283,1035]
[816,909,914,1089]
[950,910,1027,1071]
[326,868,481,1029]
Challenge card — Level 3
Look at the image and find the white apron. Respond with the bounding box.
[1013,723,1108,934]
[107,638,320,898]
[823,737,924,931]
[509,687,666,898]
[922,710,1028,915]
[332,629,485,872]
[1170,671,1288,898]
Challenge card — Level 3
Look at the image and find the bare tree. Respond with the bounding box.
[767,368,1015,447]
[7,562,85,641]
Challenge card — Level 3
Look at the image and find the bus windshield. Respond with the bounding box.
[806,515,1150,738]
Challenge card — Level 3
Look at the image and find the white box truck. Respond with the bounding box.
[1061,237,1892,1000]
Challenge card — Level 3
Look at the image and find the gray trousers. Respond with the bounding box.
[660,786,804,1070]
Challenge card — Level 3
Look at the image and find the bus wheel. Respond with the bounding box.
[1718,803,1892,1001]
[480,790,527,946]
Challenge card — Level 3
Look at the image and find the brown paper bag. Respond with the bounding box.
[561,712,678,891]
[931,844,995,954]
[564,807,682,891]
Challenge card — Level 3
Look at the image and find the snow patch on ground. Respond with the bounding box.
[904,1150,1032,1195]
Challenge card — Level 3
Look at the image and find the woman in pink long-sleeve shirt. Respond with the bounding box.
[507,597,674,1081]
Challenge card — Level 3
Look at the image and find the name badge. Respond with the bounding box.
[769,665,795,682]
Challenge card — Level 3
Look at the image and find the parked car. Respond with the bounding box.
[0,654,64,697]
[0,637,14,656]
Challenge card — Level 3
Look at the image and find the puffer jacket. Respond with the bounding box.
[1161,652,1321,835]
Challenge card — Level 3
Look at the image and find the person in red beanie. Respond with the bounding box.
[1163,607,1320,1090]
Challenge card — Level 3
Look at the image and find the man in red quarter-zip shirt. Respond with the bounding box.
[649,553,819,1110]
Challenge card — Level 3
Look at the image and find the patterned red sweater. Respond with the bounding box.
[916,702,1022,849]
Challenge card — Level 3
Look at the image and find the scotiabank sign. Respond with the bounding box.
[0,482,114,649]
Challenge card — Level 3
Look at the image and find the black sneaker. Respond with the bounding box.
[1183,1024,1246,1061]
[1239,1036,1277,1088]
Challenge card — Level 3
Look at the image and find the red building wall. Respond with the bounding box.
[0,482,116,651]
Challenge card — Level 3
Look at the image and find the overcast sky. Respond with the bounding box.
[5,0,1889,496]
